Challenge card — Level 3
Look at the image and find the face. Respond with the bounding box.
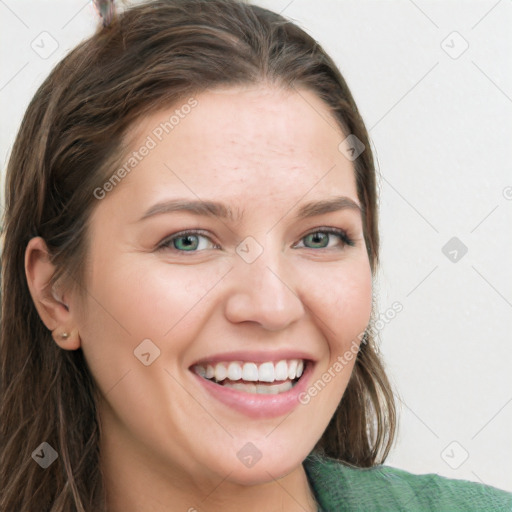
[74,85,372,487]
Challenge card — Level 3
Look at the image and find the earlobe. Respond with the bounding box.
[50,327,81,351]
[24,237,81,350]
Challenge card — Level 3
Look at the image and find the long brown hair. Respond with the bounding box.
[0,1,396,510]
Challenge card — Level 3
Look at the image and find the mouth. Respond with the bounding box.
[190,359,309,395]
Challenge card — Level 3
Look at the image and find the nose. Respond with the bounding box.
[223,243,305,331]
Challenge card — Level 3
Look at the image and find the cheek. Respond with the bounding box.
[122,263,231,340]
[90,254,213,326]
[336,267,373,338]
[301,257,373,346]
[294,257,372,416]
[80,258,229,388]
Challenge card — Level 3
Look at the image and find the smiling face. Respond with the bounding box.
[72,84,372,498]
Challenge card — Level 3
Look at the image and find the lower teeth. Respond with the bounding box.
[210,379,297,394]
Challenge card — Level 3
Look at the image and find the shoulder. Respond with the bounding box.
[303,452,512,512]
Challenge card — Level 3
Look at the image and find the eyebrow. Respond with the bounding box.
[138,196,362,223]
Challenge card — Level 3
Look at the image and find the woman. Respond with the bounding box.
[1,1,510,511]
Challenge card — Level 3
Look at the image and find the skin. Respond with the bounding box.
[25,84,373,512]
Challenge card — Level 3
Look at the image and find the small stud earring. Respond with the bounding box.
[60,332,70,340]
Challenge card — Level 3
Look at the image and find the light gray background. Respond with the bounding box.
[1,0,511,492]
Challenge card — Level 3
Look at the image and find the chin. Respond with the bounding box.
[204,440,312,486]
[224,459,301,486]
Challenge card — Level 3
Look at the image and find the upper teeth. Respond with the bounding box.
[192,359,305,383]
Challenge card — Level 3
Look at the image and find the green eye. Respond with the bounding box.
[159,231,216,252]
[158,227,354,254]
[298,228,354,250]
[303,232,330,249]
[173,234,199,251]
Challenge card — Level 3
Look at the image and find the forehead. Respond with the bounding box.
[98,85,359,218]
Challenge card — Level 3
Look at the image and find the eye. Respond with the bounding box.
[157,227,354,254]
[295,227,354,250]
[157,230,218,252]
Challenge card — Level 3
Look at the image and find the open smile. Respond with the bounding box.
[189,354,315,418]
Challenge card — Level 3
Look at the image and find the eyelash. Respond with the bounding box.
[157,227,355,253]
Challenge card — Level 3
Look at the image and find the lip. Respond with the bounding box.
[190,349,316,366]
[190,359,315,419]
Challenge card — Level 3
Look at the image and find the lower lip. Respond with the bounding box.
[190,362,314,419]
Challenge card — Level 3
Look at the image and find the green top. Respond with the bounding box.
[302,452,512,512]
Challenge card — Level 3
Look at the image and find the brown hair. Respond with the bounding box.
[0,1,396,510]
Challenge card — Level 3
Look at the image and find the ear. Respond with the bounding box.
[24,236,81,350]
